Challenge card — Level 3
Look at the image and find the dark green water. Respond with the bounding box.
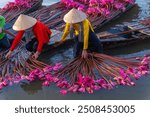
[0,0,150,100]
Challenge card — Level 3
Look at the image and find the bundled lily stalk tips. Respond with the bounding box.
[55,53,150,95]
[0,40,149,94]
[0,41,49,89]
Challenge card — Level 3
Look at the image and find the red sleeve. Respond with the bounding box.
[10,31,24,51]
[47,27,52,35]
[36,27,44,52]
[37,41,44,52]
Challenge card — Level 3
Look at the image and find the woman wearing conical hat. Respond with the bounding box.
[5,14,52,59]
[56,8,103,58]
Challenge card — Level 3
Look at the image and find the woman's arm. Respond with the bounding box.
[61,23,70,42]
[10,31,25,51]
[83,20,90,50]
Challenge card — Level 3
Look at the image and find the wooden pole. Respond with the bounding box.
[3,29,15,38]
[100,26,150,39]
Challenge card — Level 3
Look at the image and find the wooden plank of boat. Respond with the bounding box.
[25,0,43,14]
[128,24,150,36]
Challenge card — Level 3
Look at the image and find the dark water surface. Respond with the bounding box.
[0,0,150,100]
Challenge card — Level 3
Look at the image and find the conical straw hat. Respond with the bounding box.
[63,8,87,23]
[13,14,37,31]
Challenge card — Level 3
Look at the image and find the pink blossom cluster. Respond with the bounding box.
[59,75,115,95]
[0,55,149,95]
[2,0,33,10]
[0,63,62,90]
[59,56,150,95]
[61,0,135,16]
[113,56,150,86]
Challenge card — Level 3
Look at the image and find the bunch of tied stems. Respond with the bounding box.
[0,40,47,81]
[56,53,146,84]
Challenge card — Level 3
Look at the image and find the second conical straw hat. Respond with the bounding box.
[63,8,87,23]
[13,14,37,31]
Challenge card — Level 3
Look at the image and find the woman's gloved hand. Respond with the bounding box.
[5,51,12,59]
[82,49,88,59]
[32,51,40,59]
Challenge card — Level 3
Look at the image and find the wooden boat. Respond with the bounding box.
[5,0,136,37]
[4,0,149,52]
[27,1,136,31]
[98,25,150,50]
[0,0,43,23]
[41,24,150,53]
[2,0,43,40]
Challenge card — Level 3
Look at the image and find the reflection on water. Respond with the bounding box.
[20,80,43,95]
[0,0,150,100]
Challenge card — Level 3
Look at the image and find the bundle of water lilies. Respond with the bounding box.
[0,50,150,94]
[60,0,135,17]
[0,41,49,90]
[54,53,150,95]
[0,0,39,22]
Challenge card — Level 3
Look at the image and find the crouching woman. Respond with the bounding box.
[5,14,52,59]
[56,8,103,58]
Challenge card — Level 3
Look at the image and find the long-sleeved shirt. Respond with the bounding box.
[61,19,94,49]
[0,15,6,40]
[10,21,52,52]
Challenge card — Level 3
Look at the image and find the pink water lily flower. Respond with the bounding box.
[78,87,86,92]
[124,0,134,4]
[2,80,8,86]
[42,81,50,87]
[120,69,128,78]
[43,66,53,72]
[114,2,126,11]
[78,5,85,11]
[0,84,3,90]
[93,85,101,90]
[106,0,114,4]
[99,0,107,5]
[72,85,79,93]
[45,75,54,82]
[89,0,98,6]
[86,87,94,94]
[60,90,68,95]
[100,8,110,17]
[53,77,59,83]
[53,63,63,71]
